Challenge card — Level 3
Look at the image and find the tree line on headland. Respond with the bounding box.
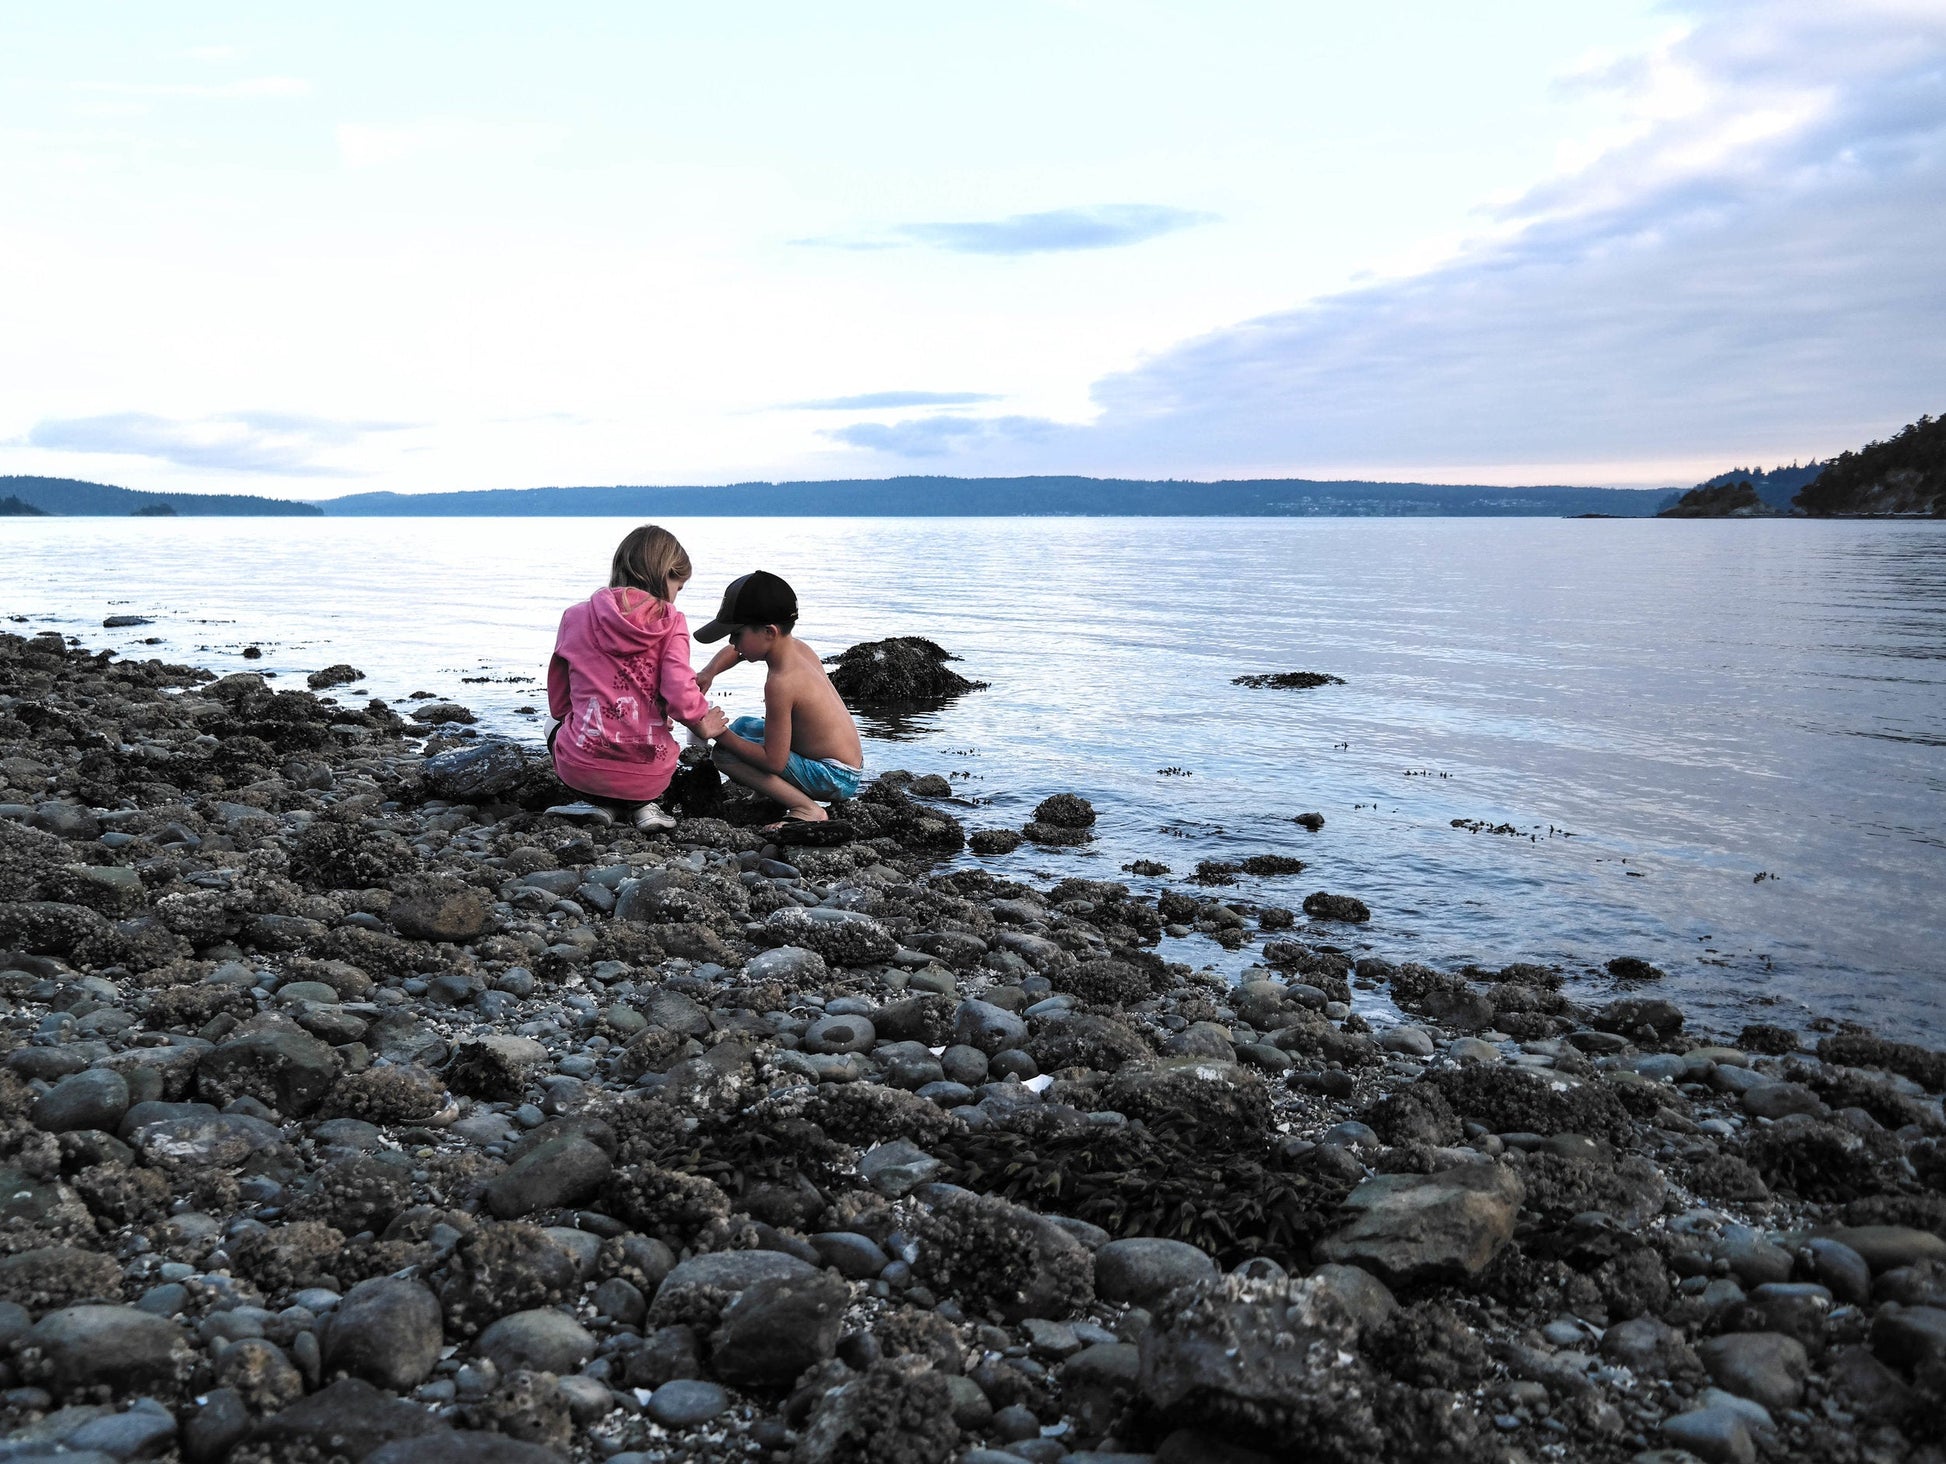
[1658,411,1944,518]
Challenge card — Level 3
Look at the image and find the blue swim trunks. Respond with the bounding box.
[727,716,863,801]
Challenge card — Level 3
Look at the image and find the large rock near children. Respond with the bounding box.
[1315,1163,1523,1286]
[419,740,567,810]
[824,638,987,708]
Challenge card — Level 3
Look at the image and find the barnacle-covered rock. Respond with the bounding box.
[913,1191,1093,1323]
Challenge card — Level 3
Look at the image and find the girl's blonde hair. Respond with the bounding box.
[609,525,693,600]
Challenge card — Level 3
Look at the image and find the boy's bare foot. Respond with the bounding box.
[760,807,828,833]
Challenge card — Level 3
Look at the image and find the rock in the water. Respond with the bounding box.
[323,1278,444,1392]
[307,664,365,690]
[1315,1163,1523,1285]
[1301,892,1370,923]
[478,1308,597,1375]
[1094,1238,1219,1310]
[18,1305,193,1397]
[825,637,986,707]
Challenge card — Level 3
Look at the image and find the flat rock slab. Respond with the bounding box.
[1315,1163,1523,1286]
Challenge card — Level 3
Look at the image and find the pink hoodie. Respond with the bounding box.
[547,587,711,801]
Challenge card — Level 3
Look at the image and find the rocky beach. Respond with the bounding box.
[1,627,1943,1464]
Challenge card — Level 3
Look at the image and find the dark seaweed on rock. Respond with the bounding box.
[824,637,988,708]
[931,1122,1354,1268]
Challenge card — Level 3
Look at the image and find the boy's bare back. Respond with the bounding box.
[766,637,864,767]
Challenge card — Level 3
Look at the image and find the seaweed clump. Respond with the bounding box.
[933,1122,1353,1270]
[1427,1065,1636,1144]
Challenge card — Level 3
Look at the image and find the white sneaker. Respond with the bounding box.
[632,803,677,832]
[545,801,614,825]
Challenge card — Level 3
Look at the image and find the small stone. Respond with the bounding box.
[323,1278,444,1392]
[647,1378,729,1427]
[1659,1406,1756,1464]
[1819,1225,1946,1273]
[954,999,1028,1055]
[20,1306,192,1398]
[31,1069,130,1134]
[1315,1163,1523,1285]
[859,1138,941,1198]
[1094,1238,1218,1310]
[593,1277,647,1326]
[810,1232,892,1280]
[483,1135,612,1219]
[708,1271,849,1388]
[1805,1238,1871,1305]
[1698,1331,1808,1412]
[477,1308,596,1376]
[1380,1026,1435,1057]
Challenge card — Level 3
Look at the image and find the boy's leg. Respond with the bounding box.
[713,744,825,822]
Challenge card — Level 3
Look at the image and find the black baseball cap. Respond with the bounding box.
[694,570,798,642]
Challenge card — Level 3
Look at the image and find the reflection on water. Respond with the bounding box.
[5,515,1944,1038]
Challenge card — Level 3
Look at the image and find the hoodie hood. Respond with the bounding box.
[583,586,683,656]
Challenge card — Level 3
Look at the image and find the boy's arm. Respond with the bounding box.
[714,676,795,775]
[694,644,740,696]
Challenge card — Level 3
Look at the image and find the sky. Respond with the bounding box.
[0,0,1941,498]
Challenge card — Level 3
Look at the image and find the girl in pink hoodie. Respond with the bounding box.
[547,525,713,830]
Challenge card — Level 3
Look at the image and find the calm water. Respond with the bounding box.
[6,516,1945,1041]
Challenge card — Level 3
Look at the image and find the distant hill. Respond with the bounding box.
[0,476,322,517]
[1795,413,1946,517]
[315,475,1673,518]
[0,495,48,516]
[1692,462,1823,512]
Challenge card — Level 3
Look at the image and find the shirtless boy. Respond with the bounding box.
[692,570,864,827]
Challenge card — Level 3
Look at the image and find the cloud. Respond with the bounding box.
[26,412,412,477]
[797,204,1217,256]
[827,415,1058,457]
[337,119,569,169]
[77,77,310,99]
[840,2,1946,475]
[788,391,1001,411]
